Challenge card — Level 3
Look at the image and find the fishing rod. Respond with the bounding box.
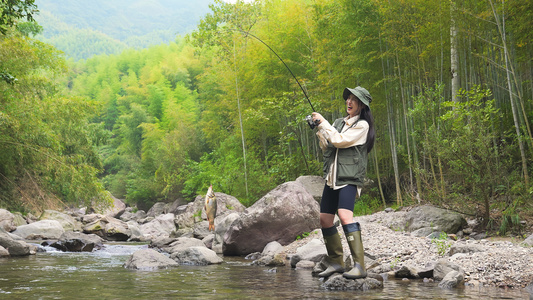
[227,28,318,120]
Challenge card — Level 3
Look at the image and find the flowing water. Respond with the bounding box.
[0,243,530,299]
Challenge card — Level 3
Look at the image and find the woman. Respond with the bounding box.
[311,86,375,279]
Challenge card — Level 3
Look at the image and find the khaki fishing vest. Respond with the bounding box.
[322,118,368,187]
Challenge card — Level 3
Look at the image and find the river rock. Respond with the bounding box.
[83,216,131,241]
[438,270,464,289]
[405,205,466,234]
[165,236,205,254]
[40,210,83,232]
[448,243,486,256]
[223,181,320,255]
[295,175,325,202]
[0,245,9,257]
[171,246,223,265]
[12,219,65,239]
[0,209,16,232]
[12,212,27,227]
[119,207,147,223]
[49,231,104,252]
[139,213,176,240]
[290,238,327,267]
[0,232,33,256]
[521,234,533,247]
[322,274,383,291]
[433,258,464,281]
[212,212,240,254]
[123,249,179,270]
[147,202,167,217]
[126,220,145,241]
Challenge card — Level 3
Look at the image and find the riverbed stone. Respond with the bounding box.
[290,238,327,268]
[0,209,16,232]
[405,205,467,234]
[50,231,104,252]
[295,175,325,202]
[521,234,533,247]
[83,216,131,241]
[322,274,383,291]
[0,245,9,257]
[0,232,32,256]
[438,270,464,289]
[40,210,83,232]
[139,213,176,240]
[12,219,65,239]
[123,249,179,270]
[223,181,320,256]
[433,258,464,281]
[171,246,223,265]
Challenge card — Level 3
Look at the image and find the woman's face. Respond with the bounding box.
[346,94,361,117]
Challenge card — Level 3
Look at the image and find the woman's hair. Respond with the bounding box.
[360,104,375,153]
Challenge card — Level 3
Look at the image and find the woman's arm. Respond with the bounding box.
[319,119,369,148]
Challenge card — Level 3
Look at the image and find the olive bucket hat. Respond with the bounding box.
[343,86,372,107]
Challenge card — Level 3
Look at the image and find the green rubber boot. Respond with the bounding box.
[318,226,345,277]
[343,222,367,279]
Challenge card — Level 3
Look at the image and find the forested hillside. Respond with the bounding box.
[1,0,532,234]
[33,0,214,60]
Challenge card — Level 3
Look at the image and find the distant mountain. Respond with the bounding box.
[34,0,214,60]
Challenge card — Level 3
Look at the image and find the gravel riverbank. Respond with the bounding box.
[282,209,533,290]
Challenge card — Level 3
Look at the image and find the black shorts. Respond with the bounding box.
[320,184,358,214]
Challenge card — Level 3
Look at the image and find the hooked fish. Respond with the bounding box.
[204,185,217,231]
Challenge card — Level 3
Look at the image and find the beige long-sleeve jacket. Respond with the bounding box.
[316,115,369,194]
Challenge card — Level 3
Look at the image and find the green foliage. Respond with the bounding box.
[431,232,451,256]
[296,232,311,240]
[0,29,108,212]
[0,0,38,35]
[353,189,382,216]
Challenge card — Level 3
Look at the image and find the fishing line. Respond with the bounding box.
[226,28,315,112]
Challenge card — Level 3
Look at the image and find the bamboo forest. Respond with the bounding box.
[1,0,532,234]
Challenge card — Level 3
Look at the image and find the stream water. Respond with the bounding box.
[0,243,530,299]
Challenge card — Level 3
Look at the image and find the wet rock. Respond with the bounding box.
[0,232,33,256]
[438,270,464,289]
[395,265,420,279]
[290,238,326,268]
[0,245,9,257]
[295,260,315,269]
[0,209,16,232]
[171,246,223,265]
[123,249,178,270]
[49,231,104,252]
[322,274,383,291]
[433,258,464,281]
[83,216,131,241]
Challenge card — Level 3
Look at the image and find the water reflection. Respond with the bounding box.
[0,244,529,299]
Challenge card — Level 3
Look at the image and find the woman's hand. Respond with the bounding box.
[311,112,325,126]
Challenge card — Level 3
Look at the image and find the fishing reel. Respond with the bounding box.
[305,115,320,129]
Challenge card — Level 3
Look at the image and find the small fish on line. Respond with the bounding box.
[204,184,217,231]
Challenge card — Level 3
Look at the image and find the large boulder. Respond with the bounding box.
[322,274,383,291]
[295,175,325,202]
[49,231,104,252]
[91,196,126,219]
[12,219,65,239]
[212,212,241,254]
[83,216,131,241]
[171,246,223,265]
[40,210,83,232]
[119,207,147,223]
[123,249,179,270]
[139,213,176,240]
[0,232,34,256]
[223,181,320,256]
[405,205,467,234]
[0,209,16,232]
